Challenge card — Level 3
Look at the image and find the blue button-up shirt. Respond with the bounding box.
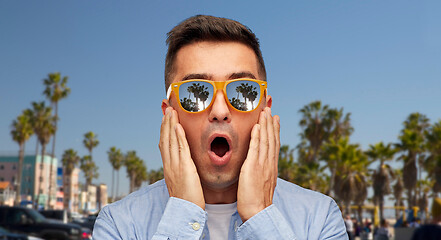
[93,178,348,240]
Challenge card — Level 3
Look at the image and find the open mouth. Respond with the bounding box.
[211,137,230,157]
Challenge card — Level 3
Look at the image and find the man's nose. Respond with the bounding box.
[208,91,231,122]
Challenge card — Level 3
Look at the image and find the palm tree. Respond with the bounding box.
[298,101,330,164]
[125,151,147,193]
[83,131,99,157]
[425,120,441,197]
[134,163,148,190]
[80,155,99,211]
[62,149,80,177]
[278,145,296,182]
[416,179,431,220]
[322,109,354,198]
[392,169,404,220]
[80,155,99,188]
[366,142,396,221]
[396,113,429,208]
[147,168,164,185]
[326,108,353,142]
[10,109,34,206]
[43,72,71,209]
[61,149,80,209]
[324,108,353,196]
[30,101,56,209]
[82,131,99,212]
[107,147,124,201]
[331,138,371,215]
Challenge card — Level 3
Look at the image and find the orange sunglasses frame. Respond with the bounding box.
[166,78,267,113]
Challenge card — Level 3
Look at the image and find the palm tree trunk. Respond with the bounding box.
[86,150,93,213]
[329,166,335,198]
[116,169,119,200]
[48,103,58,209]
[36,143,46,209]
[33,141,39,207]
[85,179,91,213]
[112,169,115,202]
[379,197,384,222]
[395,201,400,220]
[130,172,136,193]
[15,143,25,206]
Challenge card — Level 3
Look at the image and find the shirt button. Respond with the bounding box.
[192,222,201,231]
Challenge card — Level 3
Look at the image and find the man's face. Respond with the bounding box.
[163,41,271,191]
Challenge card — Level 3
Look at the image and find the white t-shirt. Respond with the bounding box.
[205,202,237,240]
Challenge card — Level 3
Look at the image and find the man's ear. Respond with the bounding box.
[266,94,272,108]
[161,99,171,115]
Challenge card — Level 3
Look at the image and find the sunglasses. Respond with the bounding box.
[167,78,267,113]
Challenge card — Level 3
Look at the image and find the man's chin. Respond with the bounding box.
[200,173,239,191]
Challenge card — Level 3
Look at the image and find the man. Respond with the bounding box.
[93,15,347,240]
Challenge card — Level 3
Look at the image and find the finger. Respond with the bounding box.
[175,123,192,163]
[244,124,260,166]
[159,107,172,169]
[169,109,179,168]
[265,108,276,165]
[273,115,281,169]
[273,115,280,181]
[258,110,268,165]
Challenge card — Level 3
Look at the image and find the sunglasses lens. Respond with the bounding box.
[226,80,261,111]
[178,81,214,112]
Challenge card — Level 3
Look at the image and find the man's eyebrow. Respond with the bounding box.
[182,73,211,81]
[229,72,257,80]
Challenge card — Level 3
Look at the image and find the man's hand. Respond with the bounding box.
[159,107,205,210]
[237,107,280,222]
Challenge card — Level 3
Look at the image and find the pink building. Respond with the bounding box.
[63,168,80,212]
[0,155,57,208]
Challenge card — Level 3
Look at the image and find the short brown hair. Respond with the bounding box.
[164,15,266,92]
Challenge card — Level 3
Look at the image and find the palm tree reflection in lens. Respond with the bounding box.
[180,83,211,112]
[229,82,259,111]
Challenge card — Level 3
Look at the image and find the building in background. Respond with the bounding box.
[0,155,57,208]
[79,185,97,214]
[87,185,97,213]
[97,183,108,210]
[77,184,108,214]
[54,167,64,210]
[0,181,15,206]
[63,167,80,213]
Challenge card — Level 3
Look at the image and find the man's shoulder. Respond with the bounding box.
[276,178,334,202]
[102,179,169,215]
[94,180,169,239]
[275,178,337,212]
[273,178,345,239]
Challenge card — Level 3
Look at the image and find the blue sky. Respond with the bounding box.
[1,1,440,197]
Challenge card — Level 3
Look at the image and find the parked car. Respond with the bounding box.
[0,226,28,240]
[0,206,82,240]
[71,214,97,231]
[67,212,83,223]
[38,210,68,224]
[38,210,90,239]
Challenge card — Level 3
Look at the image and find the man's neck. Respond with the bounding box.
[202,182,238,204]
